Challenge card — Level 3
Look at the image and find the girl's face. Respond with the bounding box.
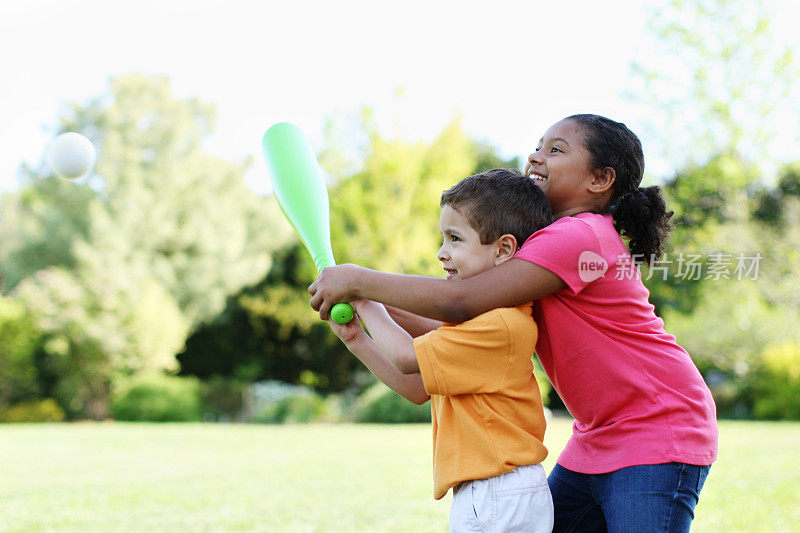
[525,119,597,218]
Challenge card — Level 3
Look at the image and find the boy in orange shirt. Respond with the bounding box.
[328,168,554,532]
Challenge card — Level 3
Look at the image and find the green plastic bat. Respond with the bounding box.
[261,122,354,325]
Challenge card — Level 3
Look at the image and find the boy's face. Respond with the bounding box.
[437,205,502,281]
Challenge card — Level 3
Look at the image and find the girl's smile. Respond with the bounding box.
[525,119,605,219]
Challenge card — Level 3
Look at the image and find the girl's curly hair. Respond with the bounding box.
[567,114,673,265]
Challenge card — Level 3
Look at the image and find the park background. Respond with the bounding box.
[1,0,799,530]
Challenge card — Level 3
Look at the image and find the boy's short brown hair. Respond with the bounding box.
[441,168,552,248]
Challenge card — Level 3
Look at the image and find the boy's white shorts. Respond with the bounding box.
[449,463,554,533]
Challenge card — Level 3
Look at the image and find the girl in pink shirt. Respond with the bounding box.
[310,114,718,532]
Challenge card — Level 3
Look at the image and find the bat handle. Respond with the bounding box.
[330,303,354,324]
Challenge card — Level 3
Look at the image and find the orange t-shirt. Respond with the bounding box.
[413,303,549,500]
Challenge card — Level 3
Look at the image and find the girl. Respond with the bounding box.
[309,114,718,532]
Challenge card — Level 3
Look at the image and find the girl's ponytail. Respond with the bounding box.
[566,114,674,265]
[609,186,673,265]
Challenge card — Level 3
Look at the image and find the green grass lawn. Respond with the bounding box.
[0,418,798,532]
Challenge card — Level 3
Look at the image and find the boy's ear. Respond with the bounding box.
[590,166,616,194]
[494,234,518,265]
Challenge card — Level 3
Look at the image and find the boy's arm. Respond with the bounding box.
[309,259,566,324]
[328,314,429,405]
[354,300,421,374]
[383,304,441,337]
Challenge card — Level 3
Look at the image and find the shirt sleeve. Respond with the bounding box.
[413,311,512,396]
[514,216,603,294]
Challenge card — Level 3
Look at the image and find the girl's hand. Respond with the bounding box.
[309,264,363,319]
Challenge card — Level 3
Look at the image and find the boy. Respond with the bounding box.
[327,168,554,532]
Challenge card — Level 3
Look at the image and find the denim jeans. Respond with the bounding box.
[548,462,710,533]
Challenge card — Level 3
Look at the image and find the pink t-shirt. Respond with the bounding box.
[515,212,718,473]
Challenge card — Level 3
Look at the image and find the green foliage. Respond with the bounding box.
[643,154,760,314]
[178,259,361,394]
[664,278,800,417]
[629,0,800,170]
[0,177,94,290]
[176,300,269,381]
[752,163,800,226]
[752,342,800,420]
[665,154,756,228]
[110,374,202,422]
[328,116,480,276]
[13,267,189,420]
[533,357,551,407]
[0,73,298,418]
[0,74,291,327]
[255,394,328,424]
[0,398,65,423]
[355,382,431,423]
[250,380,331,423]
[63,74,290,326]
[199,375,246,422]
[0,296,41,406]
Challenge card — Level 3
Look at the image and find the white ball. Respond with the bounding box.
[47,132,96,179]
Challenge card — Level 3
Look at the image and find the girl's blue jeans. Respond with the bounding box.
[549,462,711,532]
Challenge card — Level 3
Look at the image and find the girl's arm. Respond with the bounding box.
[327,313,429,405]
[383,304,441,337]
[310,258,566,323]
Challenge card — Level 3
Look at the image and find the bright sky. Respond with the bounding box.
[2,0,798,195]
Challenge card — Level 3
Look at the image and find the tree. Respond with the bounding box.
[0,296,41,407]
[629,0,800,174]
[328,115,481,276]
[0,175,94,292]
[1,74,291,327]
[0,74,295,417]
[629,0,800,319]
[13,266,189,419]
[642,155,759,315]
